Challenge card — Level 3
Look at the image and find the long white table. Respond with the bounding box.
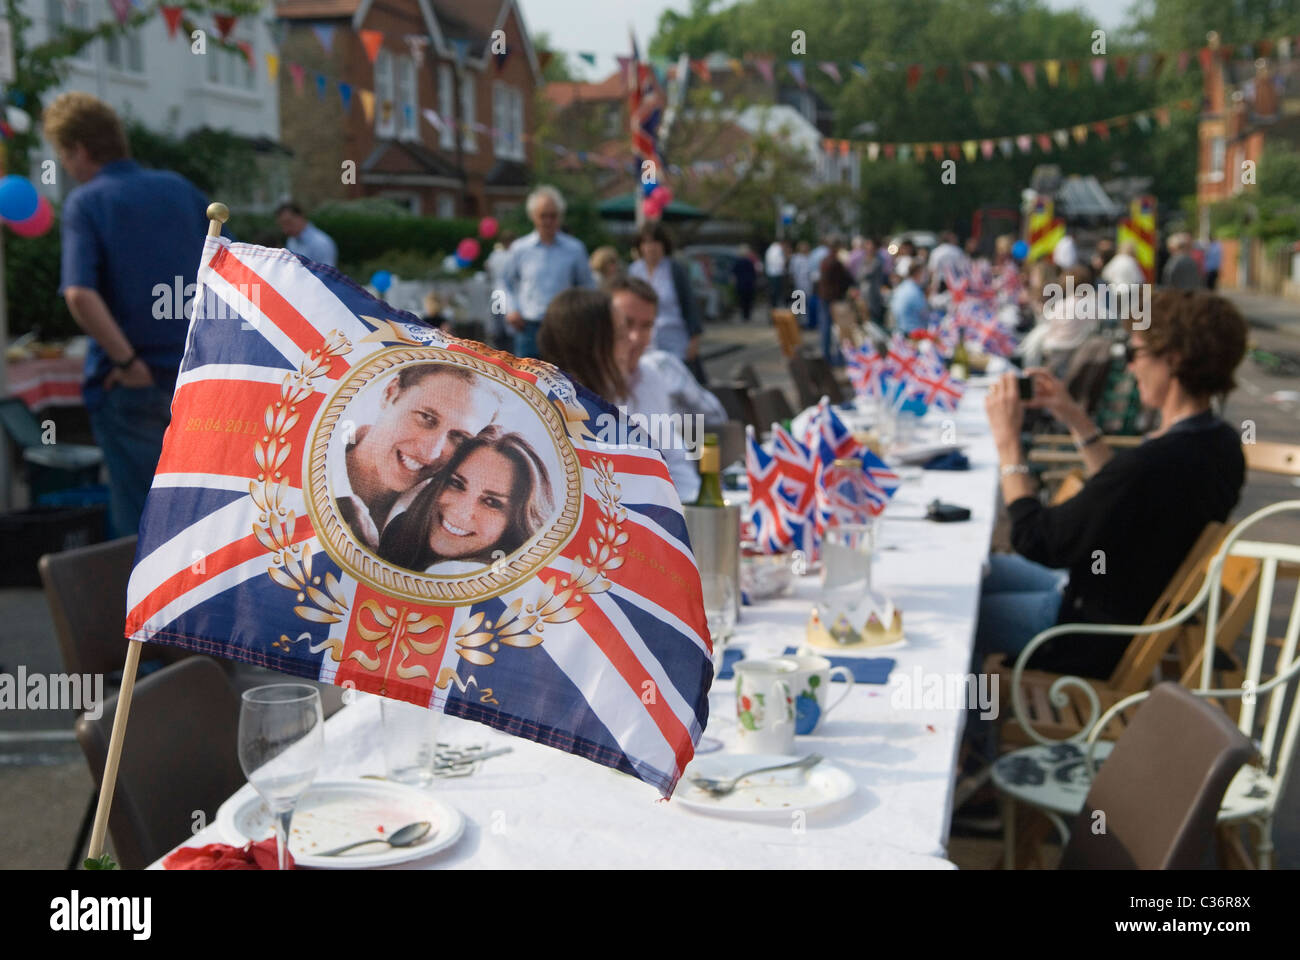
[155,388,998,869]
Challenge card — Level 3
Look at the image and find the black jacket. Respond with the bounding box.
[1008,412,1244,678]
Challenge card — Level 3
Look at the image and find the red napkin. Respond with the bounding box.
[163,838,295,870]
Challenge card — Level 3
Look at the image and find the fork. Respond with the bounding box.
[688,754,823,798]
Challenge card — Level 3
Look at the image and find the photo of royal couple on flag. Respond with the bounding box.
[326,357,568,578]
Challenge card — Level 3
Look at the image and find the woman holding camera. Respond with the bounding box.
[976,290,1248,679]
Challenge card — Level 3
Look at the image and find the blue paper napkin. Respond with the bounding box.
[923,450,970,471]
[782,647,896,684]
[715,647,746,680]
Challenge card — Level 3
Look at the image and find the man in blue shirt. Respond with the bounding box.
[45,92,214,537]
[502,186,593,358]
[889,259,931,336]
[277,201,338,267]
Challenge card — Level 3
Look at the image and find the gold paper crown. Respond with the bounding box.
[806,606,903,650]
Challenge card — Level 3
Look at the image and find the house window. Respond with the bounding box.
[206,40,254,89]
[47,0,91,65]
[437,194,456,218]
[438,64,455,149]
[106,26,145,75]
[493,82,524,161]
[1210,137,1225,176]
[375,48,396,138]
[397,55,418,140]
[461,74,477,153]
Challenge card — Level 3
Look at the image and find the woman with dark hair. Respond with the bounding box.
[378,427,554,571]
[537,287,628,403]
[978,289,1249,679]
[626,222,703,375]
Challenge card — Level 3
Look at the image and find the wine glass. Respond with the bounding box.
[238,684,324,870]
[697,573,737,753]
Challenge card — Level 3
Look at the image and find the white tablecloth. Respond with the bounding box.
[154,388,997,869]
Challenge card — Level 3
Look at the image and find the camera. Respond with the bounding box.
[1017,376,1035,401]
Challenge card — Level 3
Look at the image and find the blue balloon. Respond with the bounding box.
[453,254,470,269]
[0,175,38,222]
[370,270,392,293]
[641,179,657,197]
[1012,240,1029,261]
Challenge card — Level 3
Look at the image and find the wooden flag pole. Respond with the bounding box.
[85,203,230,865]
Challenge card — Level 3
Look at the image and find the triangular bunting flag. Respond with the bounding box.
[289,62,305,95]
[970,61,989,83]
[1155,106,1170,127]
[788,61,806,88]
[265,53,280,82]
[867,142,880,161]
[980,139,994,159]
[313,24,335,55]
[1016,134,1032,153]
[1072,124,1088,143]
[315,74,328,100]
[160,5,183,37]
[1134,112,1151,132]
[996,62,1012,83]
[850,61,868,80]
[1044,59,1060,86]
[1135,52,1151,78]
[1036,133,1052,152]
[818,62,841,84]
[906,63,922,90]
[359,29,384,63]
[898,144,911,161]
[755,55,775,84]
[1066,59,1080,86]
[109,0,131,25]
[691,59,711,83]
[884,143,895,159]
[213,13,236,40]
[1091,121,1110,140]
[359,88,375,123]
[576,52,596,67]
[1052,128,1069,147]
[998,137,1013,157]
[962,140,977,162]
[1090,57,1106,83]
[236,40,253,68]
[946,143,960,161]
[338,82,353,113]
[1019,62,1036,87]
[1115,55,1129,80]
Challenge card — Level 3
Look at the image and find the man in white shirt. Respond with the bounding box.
[610,277,728,502]
[927,231,968,291]
[1100,239,1146,287]
[277,201,338,267]
[333,364,501,551]
[764,239,787,307]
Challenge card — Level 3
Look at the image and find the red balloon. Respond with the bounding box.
[8,194,53,237]
[456,237,481,262]
[478,217,498,240]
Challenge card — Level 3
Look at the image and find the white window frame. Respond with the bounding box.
[493,83,524,161]
[436,193,456,218]
[375,48,396,138]
[438,63,455,149]
[205,36,254,91]
[460,73,477,153]
[397,55,418,141]
[48,0,92,66]
[105,24,146,76]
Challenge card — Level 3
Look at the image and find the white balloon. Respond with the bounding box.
[5,107,30,134]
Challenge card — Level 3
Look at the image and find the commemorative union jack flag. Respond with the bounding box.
[909,355,966,412]
[810,403,899,533]
[744,425,804,553]
[124,236,712,797]
[844,341,886,398]
[769,422,818,547]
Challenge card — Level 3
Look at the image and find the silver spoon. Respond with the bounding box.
[688,754,823,798]
[317,820,433,857]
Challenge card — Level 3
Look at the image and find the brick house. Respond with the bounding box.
[275,0,540,218]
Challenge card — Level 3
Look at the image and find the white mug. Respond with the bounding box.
[733,659,796,754]
[783,654,855,734]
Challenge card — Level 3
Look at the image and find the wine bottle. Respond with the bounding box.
[693,433,726,507]
[950,329,970,381]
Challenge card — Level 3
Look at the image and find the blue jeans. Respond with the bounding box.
[819,299,844,366]
[88,384,172,539]
[513,320,540,360]
[805,294,822,330]
[974,553,1067,665]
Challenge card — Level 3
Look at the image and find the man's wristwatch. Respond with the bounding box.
[1000,463,1030,478]
[113,352,139,371]
[1074,428,1103,449]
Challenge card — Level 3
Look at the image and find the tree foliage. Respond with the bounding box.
[647,0,1227,234]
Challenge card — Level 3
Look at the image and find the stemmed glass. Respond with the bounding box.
[698,573,737,754]
[238,684,324,870]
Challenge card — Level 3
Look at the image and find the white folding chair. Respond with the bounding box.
[992,500,1300,869]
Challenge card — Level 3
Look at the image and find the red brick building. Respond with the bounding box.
[276,0,540,218]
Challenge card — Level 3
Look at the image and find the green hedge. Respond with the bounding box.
[7,221,77,340]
